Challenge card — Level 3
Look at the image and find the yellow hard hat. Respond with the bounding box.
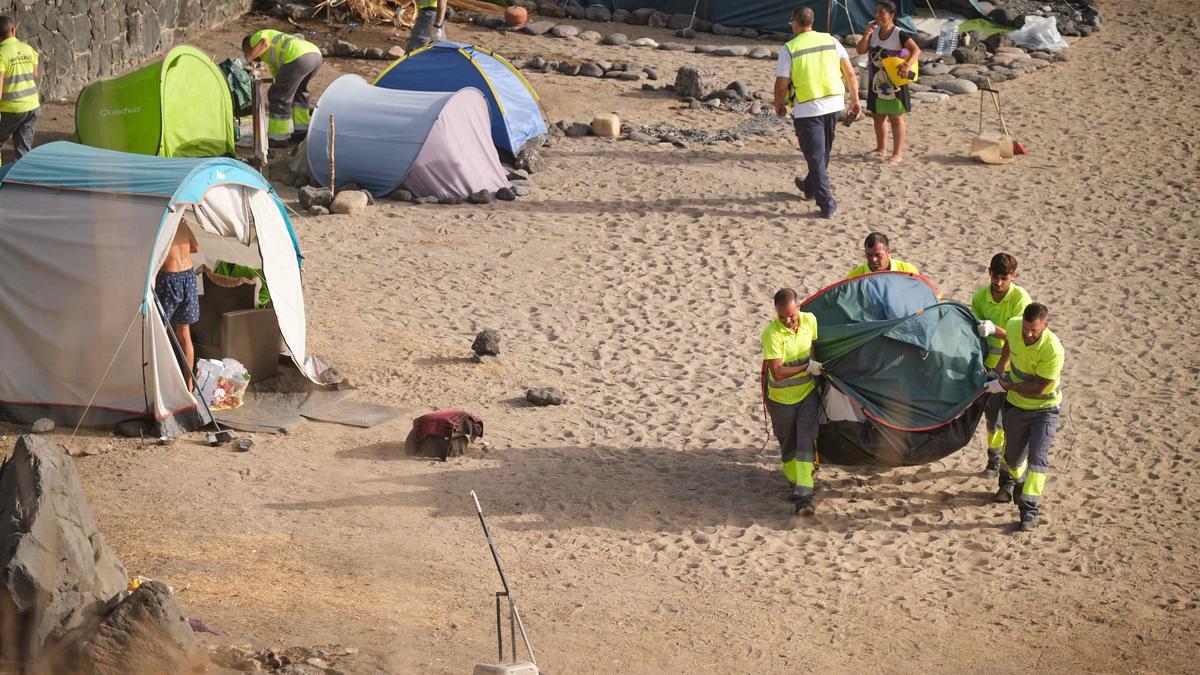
[882,57,918,86]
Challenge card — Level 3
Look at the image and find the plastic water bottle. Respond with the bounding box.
[935,19,959,56]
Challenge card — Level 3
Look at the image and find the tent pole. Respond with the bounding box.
[329,113,336,196]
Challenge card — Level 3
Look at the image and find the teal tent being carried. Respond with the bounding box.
[801,271,988,467]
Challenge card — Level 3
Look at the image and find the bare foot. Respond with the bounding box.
[869,148,886,157]
[883,154,904,165]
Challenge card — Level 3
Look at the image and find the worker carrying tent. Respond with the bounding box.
[307,74,508,200]
[582,1,916,35]
[374,42,547,156]
[801,271,987,466]
[0,142,325,436]
[75,45,235,158]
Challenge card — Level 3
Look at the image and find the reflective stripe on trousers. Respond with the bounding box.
[999,403,1059,519]
[767,395,818,499]
[268,114,293,140]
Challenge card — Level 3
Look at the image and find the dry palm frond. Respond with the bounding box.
[315,0,505,26]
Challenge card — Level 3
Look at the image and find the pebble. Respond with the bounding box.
[30,418,54,434]
[557,62,581,76]
[526,387,566,406]
[617,71,641,81]
[496,187,517,201]
[512,184,534,197]
[579,62,604,77]
[466,189,495,205]
[713,46,748,57]
[600,33,628,46]
[748,47,772,59]
[629,37,658,48]
[694,44,717,54]
[550,24,580,38]
[643,67,658,80]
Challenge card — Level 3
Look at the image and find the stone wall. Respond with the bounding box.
[9,0,252,101]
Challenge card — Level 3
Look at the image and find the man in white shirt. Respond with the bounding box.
[773,7,861,218]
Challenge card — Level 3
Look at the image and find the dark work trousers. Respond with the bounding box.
[0,107,40,160]
[793,112,838,213]
[407,8,439,53]
[1000,403,1060,519]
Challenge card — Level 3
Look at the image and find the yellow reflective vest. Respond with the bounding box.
[0,37,39,114]
[784,31,845,105]
[250,29,320,76]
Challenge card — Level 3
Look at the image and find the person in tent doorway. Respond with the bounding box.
[846,232,921,278]
[987,302,1065,532]
[773,6,860,219]
[971,253,1031,479]
[406,0,448,53]
[0,15,40,161]
[761,288,824,515]
[156,224,201,388]
[855,1,921,164]
[242,29,322,146]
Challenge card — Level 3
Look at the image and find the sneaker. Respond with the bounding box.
[820,204,838,219]
[1019,515,1038,532]
[794,177,813,201]
[794,500,816,516]
[992,484,1013,503]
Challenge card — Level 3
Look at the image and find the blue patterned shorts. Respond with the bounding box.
[155,269,200,325]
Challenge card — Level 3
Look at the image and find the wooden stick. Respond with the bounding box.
[329,113,336,196]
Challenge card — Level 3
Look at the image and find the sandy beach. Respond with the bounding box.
[5,0,1198,671]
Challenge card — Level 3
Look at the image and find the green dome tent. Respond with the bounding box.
[801,271,989,467]
[75,46,235,158]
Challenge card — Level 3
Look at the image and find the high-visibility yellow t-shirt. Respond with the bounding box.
[250,29,320,75]
[846,258,920,279]
[761,313,818,405]
[0,37,39,114]
[971,283,1032,370]
[1005,317,1064,410]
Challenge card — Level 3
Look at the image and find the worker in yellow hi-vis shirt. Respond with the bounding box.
[242,29,322,146]
[0,15,40,160]
[847,232,921,278]
[987,302,1064,532]
[761,288,823,515]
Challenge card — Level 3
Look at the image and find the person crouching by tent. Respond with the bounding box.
[0,15,40,161]
[242,30,322,146]
[761,288,824,516]
[157,224,200,387]
[406,0,448,53]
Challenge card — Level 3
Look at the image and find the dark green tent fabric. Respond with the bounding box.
[219,58,254,118]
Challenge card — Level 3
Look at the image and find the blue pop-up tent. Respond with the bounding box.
[374,42,547,156]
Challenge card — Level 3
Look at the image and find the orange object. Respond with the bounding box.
[1013,141,1028,155]
[505,6,527,26]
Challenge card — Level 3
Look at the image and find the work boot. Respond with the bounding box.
[794,176,813,201]
[793,499,815,516]
[1019,515,1038,532]
[984,453,1001,477]
[992,484,1013,503]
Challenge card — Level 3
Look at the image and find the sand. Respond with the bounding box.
[2,0,1197,672]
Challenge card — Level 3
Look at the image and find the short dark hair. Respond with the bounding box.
[791,7,815,27]
[876,1,898,16]
[1023,303,1049,323]
[0,16,15,35]
[242,35,254,51]
[864,232,890,249]
[774,288,799,306]
[989,253,1018,276]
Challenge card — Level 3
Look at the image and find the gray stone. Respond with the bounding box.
[551,24,580,38]
[415,196,439,205]
[537,1,566,18]
[30,418,54,434]
[657,42,689,51]
[515,148,547,173]
[694,19,713,32]
[57,580,196,675]
[984,32,1014,53]
[923,62,951,76]
[282,3,315,19]
[475,14,506,30]
[628,131,658,143]
[564,3,586,19]
[0,435,129,665]
[953,41,989,65]
[440,195,464,205]
[507,169,530,181]
[611,8,629,22]
[496,187,518,201]
[527,56,547,70]
[579,30,602,41]
[673,65,721,100]
[628,7,655,25]
[558,61,581,76]
[629,37,658,48]
[740,27,760,39]
[472,330,501,356]
[364,47,385,60]
[595,60,613,71]
[668,13,694,30]
[331,190,372,215]
[601,33,628,45]
[748,46,772,59]
[522,20,556,36]
[648,10,670,28]
[643,67,658,80]
[388,188,415,202]
[617,71,641,81]
[694,44,717,54]
[308,206,330,216]
[711,23,742,36]
[713,46,748,57]
[333,40,358,57]
[641,83,661,92]
[566,122,591,137]
[676,28,697,40]
[728,80,750,97]
[935,78,979,95]
[467,190,495,205]
[579,62,605,77]
[512,185,534,197]
[526,387,566,406]
[585,4,611,21]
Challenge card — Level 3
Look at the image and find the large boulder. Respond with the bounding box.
[0,435,128,666]
[585,4,611,21]
[55,581,196,675]
[627,7,655,25]
[673,65,721,100]
[952,40,989,65]
[330,190,372,215]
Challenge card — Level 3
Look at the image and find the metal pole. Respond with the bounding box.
[470,491,536,665]
[329,113,336,195]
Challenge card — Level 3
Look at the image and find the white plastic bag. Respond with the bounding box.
[1009,15,1068,51]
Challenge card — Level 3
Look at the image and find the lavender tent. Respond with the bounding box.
[306,75,508,200]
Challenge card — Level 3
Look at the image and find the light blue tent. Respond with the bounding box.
[373,42,547,156]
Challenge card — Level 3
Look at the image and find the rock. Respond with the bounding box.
[515,148,546,173]
[557,61,581,76]
[496,187,517,201]
[291,174,308,188]
[306,205,328,216]
[843,33,862,47]
[746,46,771,59]
[472,330,501,356]
[601,33,628,45]
[525,387,566,406]
[713,46,748,57]
[116,419,151,438]
[740,27,760,39]
[330,190,371,215]
[527,56,547,70]
[565,122,591,137]
[611,8,629,22]
[953,41,989,65]
[467,190,495,205]
[628,7,655,25]
[727,80,750,97]
[522,20,556,36]
[673,65,720,100]
[387,188,415,202]
[687,98,702,110]
[439,195,464,205]
[475,14,506,30]
[0,435,129,665]
[648,10,669,28]
[57,580,196,675]
[643,67,658,80]
[641,83,661,92]
[30,418,54,433]
[585,4,610,21]
[579,30,602,41]
[657,42,689,51]
[984,32,1013,53]
[1054,51,1071,63]
[676,28,697,39]
[551,24,580,38]
[911,91,950,105]
[694,44,717,54]
[627,130,658,143]
[629,37,658,48]
[915,31,938,50]
[617,71,641,81]
[710,23,741,36]
[935,78,978,95]
[415,196,439,205]
[537,1,566,18]
[332,40,358,57]
[364,47,385,60]
[591,113,620,138]
[564,3,585,19]
[922,62,951,76]
[579,62,604,77]
[704,88,739,102]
